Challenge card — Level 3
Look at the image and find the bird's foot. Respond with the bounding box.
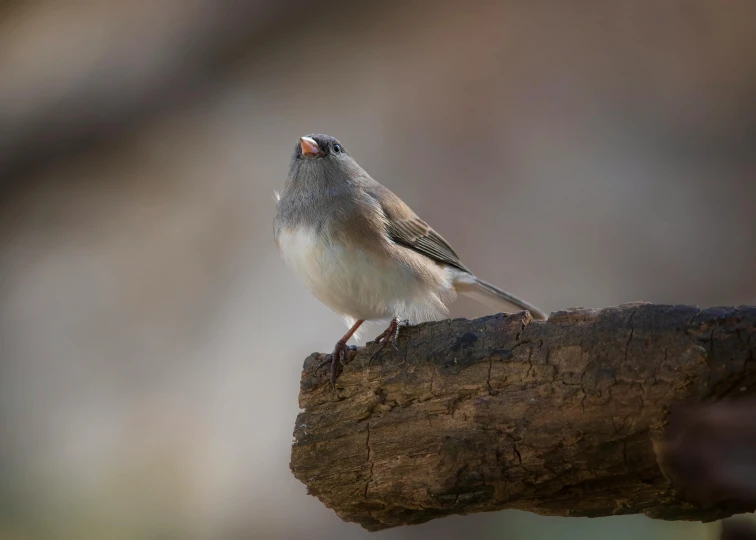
[323,341,357,387]
[319,319,365,389]
[318,344,357,368]
[371,317,401,361]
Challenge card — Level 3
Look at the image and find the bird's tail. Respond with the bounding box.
[454,273,547,320]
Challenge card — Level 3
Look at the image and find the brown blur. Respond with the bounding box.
[1,1,754,539]
[656,399,756,507]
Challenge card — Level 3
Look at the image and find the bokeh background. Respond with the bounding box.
[1,1,755,539]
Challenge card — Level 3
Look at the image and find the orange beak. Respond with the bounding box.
[300,136,323,157]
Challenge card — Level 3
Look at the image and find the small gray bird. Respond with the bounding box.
[274,134,546,384]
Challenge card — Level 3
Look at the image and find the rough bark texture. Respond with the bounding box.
[290,303,756,531]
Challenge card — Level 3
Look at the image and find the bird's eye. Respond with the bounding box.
[333,144,342,153]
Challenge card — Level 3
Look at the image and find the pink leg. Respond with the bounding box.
[328,319,364,386]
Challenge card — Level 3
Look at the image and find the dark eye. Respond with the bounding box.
[333,144,342,153]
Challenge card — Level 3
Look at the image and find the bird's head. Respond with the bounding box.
[288,134,363,188]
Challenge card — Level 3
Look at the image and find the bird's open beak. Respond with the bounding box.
[300,136,323,157]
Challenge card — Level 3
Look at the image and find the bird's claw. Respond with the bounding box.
[371,317,401,362]
[324,341,355,388]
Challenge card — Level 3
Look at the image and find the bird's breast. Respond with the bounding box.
[276,226,328,286]
[275,225,431,320]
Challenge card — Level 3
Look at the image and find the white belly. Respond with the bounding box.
[276,227,450,324]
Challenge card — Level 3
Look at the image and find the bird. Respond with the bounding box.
[274,134,546,385]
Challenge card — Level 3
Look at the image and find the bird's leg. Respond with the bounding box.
[372,317,401,358]
[325,319,364,387]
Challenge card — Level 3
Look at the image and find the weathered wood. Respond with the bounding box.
[290,303,756,531]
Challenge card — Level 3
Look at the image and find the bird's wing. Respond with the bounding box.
[364,182,471,273]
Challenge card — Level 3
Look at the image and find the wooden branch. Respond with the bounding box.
[290,303,756,531]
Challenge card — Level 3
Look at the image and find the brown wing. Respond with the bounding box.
[387,217,471,272]
[364,182,471,273]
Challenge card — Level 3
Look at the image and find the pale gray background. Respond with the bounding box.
[1,1,754,539]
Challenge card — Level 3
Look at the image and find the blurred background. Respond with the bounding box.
[1,1,755,539]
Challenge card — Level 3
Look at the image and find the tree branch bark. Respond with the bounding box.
[290,303,756,531]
